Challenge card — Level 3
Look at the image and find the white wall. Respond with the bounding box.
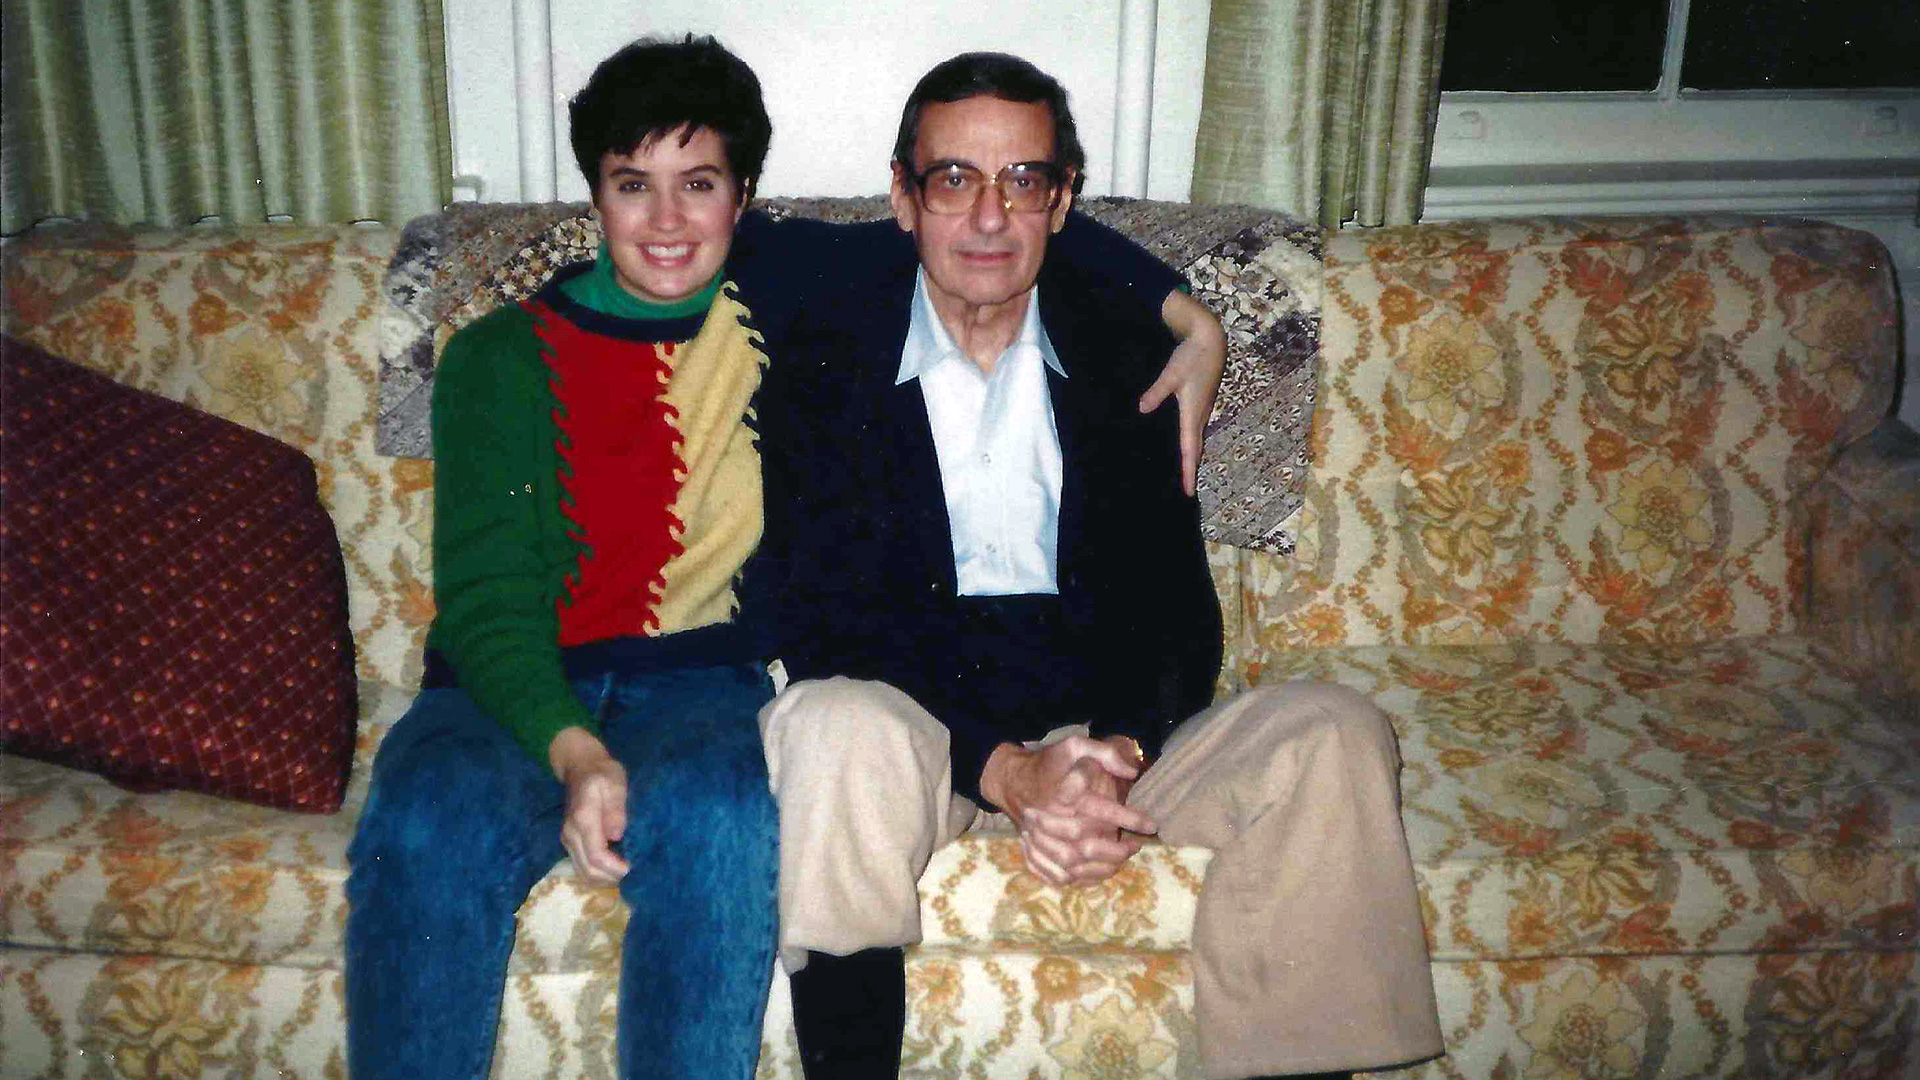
[443,0,1212,205]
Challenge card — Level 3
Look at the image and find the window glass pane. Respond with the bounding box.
[1440,0,1668,92]
[1683,0,1920,90]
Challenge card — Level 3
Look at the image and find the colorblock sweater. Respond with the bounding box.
[426,258,772,763]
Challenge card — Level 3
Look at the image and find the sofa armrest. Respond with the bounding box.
[1807,417,1920,716]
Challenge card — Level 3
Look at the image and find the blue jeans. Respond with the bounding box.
[344,662,778,1080]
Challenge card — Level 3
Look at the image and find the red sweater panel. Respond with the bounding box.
[529,299,685,646]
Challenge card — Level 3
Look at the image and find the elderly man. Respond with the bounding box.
[756,53,1445,1080]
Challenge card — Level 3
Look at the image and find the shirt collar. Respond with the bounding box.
[896,268,1064,386]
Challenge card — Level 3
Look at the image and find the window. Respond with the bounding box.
[1441,0,1668,93]
[1427,0,1920,179]
[1441,0,1919,94]
[1683,0,1918,91]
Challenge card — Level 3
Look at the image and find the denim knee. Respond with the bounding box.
[630,745,774,846]
[351,728,554,880]
[345,727,545,1080]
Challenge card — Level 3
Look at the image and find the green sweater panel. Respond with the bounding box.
[426,304,588,766]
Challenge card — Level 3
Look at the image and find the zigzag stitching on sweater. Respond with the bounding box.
[726,283,773,439]
[527,299,686,643]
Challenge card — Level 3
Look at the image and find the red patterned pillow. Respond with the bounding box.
[1,337,358,812]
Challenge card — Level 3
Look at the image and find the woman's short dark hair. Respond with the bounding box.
[891,52,1088,196]
[568,35,772,200]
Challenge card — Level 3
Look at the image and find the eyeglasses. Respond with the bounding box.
[906,161,1069,215]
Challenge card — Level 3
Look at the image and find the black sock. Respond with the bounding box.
[788,946,906,1080]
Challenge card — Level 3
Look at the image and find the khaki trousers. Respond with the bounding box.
[759,677,1444,1078]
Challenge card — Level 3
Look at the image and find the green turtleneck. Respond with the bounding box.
[558,241,723,320]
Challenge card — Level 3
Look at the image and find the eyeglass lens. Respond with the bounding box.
[922,164,1059,213]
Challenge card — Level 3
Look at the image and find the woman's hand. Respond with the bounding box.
[549,726,632,885]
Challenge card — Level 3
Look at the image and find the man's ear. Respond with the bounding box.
[889,162,917,235]
[1049,170,1076,235]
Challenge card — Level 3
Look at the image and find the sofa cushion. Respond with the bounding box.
[1278,216,1899,651]
[0,336,358,811]
[1238,634,1920,965]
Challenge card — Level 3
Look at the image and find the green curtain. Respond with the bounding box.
[2,0,451,233]
[1192,0,1447,228]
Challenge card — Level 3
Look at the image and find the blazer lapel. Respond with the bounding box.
[1045,363,1088,596]
[1039,279,1092,596]
[858,265,960,596]
[881,377,960,595]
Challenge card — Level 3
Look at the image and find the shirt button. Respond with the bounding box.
[981,452,992,464]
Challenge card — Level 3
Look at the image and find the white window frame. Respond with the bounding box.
[1425,0,1920,220]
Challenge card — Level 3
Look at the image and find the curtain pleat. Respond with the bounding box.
[1,0,451,233]
[1192,0,1447,228]
[2,3,111,222]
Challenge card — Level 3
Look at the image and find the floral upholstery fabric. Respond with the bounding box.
[1805,418,1920,714]
[1227,216,1898,654]
[4,211,1915,1080]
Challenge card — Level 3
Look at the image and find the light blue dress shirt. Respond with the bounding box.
[896,271,1065,597]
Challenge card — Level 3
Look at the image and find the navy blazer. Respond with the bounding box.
[750,214,1223,806]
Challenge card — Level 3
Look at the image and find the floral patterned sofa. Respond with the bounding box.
[2,204,1914,1080]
